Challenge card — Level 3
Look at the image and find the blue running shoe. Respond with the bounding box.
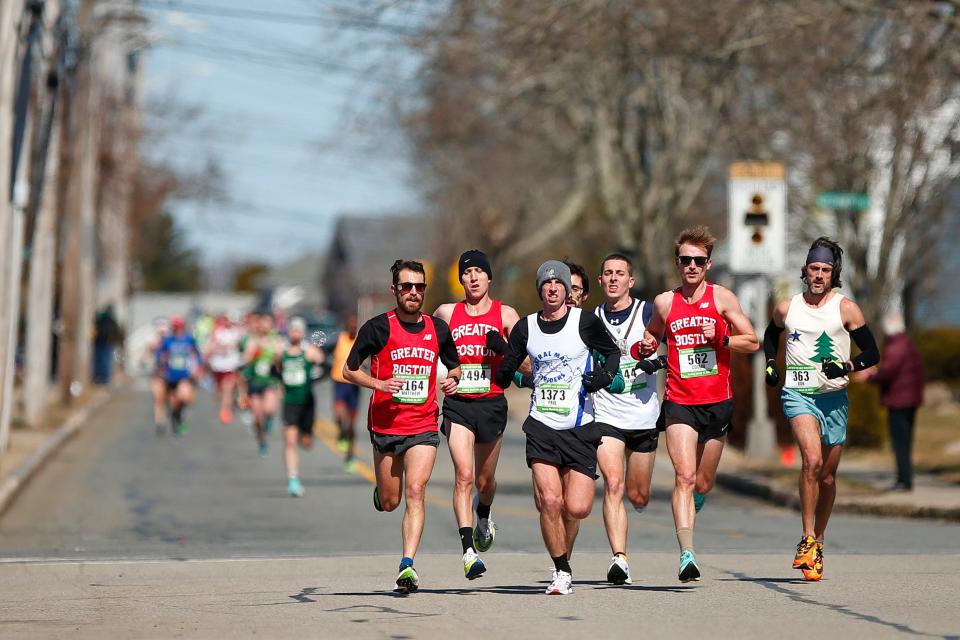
[287,477,304,497]
[694,491,706,513]
[258,441,269,458]
[678,550,701,583]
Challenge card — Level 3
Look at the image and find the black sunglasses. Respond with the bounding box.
[396,282,427,293]
[677,255,708,267]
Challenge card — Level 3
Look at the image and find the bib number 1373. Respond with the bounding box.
[536,383,571,415]
[678,347,718,378]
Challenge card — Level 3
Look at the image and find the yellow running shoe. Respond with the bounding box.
[802,542,824,581]
[793,535,817,570]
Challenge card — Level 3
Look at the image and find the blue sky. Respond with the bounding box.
[142,1,425,265]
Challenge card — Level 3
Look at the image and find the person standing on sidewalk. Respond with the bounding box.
[763,237,880,581]
[342,259,461,594]
[866,313,924,492]
[638,225,759,583]
[494,260,621,595]
[433,249,520,581]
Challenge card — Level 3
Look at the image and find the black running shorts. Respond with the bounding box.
[441,395,508,444]
[522,416,601,479]
[596,422,660,453]
[369,430,440,456]
[660,398,734,443]
[283,398,315,436]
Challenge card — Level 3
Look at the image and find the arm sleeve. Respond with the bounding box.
[763,318,784,361]
[434,319,461,370]
[346,316,389,370]
[579,313,620,375]
[495,318,528,387]
[850,324,880,371]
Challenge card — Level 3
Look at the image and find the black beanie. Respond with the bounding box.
[458,249,493,281]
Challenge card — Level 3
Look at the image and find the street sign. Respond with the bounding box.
[728,162,787,275]
[816,191,869,211]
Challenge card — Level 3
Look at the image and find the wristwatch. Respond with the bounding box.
[722,335,730,348]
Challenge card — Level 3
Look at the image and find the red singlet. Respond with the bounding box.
[664,284,732,405]
[448,300,505,398]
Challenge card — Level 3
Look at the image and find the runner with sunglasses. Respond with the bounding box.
[638,226,758,582]
[432,250,520,581]
[342,259,461,594]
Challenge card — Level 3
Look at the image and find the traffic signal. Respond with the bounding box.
[744,193,769,244]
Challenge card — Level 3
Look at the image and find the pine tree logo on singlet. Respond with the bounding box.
[813,331,837,362]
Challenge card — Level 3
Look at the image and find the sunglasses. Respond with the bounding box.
[396,282,427,293]
[677,255,708,267]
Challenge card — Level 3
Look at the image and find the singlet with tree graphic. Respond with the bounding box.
[783,293,851,395]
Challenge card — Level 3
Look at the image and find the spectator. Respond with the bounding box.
[93,306,121,385]
[866,313,924,492]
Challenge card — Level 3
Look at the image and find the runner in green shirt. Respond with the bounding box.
[279,317,325,497]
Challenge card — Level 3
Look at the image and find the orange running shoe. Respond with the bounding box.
[219,408,234,424]
[802,541,824,581]
[793,535,817,570]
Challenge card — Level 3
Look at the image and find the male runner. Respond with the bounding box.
[763,237,878,581]
[638,225,758,582]
[330,314,361,471]
[244,312,284,457]
[565,261,590,308]
[494,260,620,595]
[433,249,520,580]
[158,316,203,435]
[593,252,666,585]
[206,314,243,424]
[342,259,461,593]
[279,317,325,497]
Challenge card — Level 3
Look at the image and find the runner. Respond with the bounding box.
[279,317,325,497]
[432,250,520,580]
[243,311,284,457]
[638,225,758,582]
[763,237,879,581]
[592,252,667,585]
[206,314,243,424]
[341,259,461,594]
[330,314,361,471]
[565,261,590,309]
[158,316,203,436]
[494,260,621,595]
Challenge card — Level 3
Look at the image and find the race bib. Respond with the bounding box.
[254,360,272,378]
[784,364,819,393]
[619,359,648,392]
[168,353,188,370]
[678,347,718,378]
[282,364,307,386]
[393,374,429,404]
[536,383,571,415]
[457,364,491,394]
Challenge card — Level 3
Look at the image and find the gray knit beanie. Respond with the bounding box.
[536,260,572,296]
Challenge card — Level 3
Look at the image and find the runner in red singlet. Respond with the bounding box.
[639,225,758,582]
[342,259,461,594]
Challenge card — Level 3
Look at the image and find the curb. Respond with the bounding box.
[0,390,111,517]
[716,471,960,523]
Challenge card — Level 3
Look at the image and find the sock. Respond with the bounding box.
[459,527,474,554]
[552,554,571,575]
[476,500,492,520]
[288,473,298,481]
[399,557,414,570]
[677,527,694,553]
[172,406,183,423]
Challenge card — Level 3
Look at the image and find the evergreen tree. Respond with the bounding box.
[134,210,203,291]
[813,331,836,362]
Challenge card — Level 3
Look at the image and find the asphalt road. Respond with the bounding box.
[1,380,958,639]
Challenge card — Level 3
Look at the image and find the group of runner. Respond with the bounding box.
[343,225,878,595]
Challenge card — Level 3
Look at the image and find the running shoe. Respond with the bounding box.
[287,477,304,498]
[373,486,384,512]
[792,535,817,570]
[634,504,646,514]
[219,408,233,424]
[606,554,632,585]
[395,566,419,593]
[463,549,487,580]
[694,491,706,513]
[545,569,573,595]
[344,456,357,473]
[473,516,497,553]
[336,438,349,453]
[174,421,189,436]
[258,441,269,458]
[678,550,701,583]
[802,542,824,581]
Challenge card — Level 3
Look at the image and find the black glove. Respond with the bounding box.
[765,359,780,387]
[485,330,509,355]
[582,369,614,393]
[638,355,667,375]
[822,359,852,380]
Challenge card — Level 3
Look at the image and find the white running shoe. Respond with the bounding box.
[545,569,573,595]
[606,554,632,585]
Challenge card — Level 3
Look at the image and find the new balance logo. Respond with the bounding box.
[424,334,433,341]
[699,302,710,309]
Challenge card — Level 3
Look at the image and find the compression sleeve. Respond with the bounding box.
[850,325,880,371]
[763,319,784,361]
[345,315,389,370]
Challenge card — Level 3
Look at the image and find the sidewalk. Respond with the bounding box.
[717,447,960,522]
